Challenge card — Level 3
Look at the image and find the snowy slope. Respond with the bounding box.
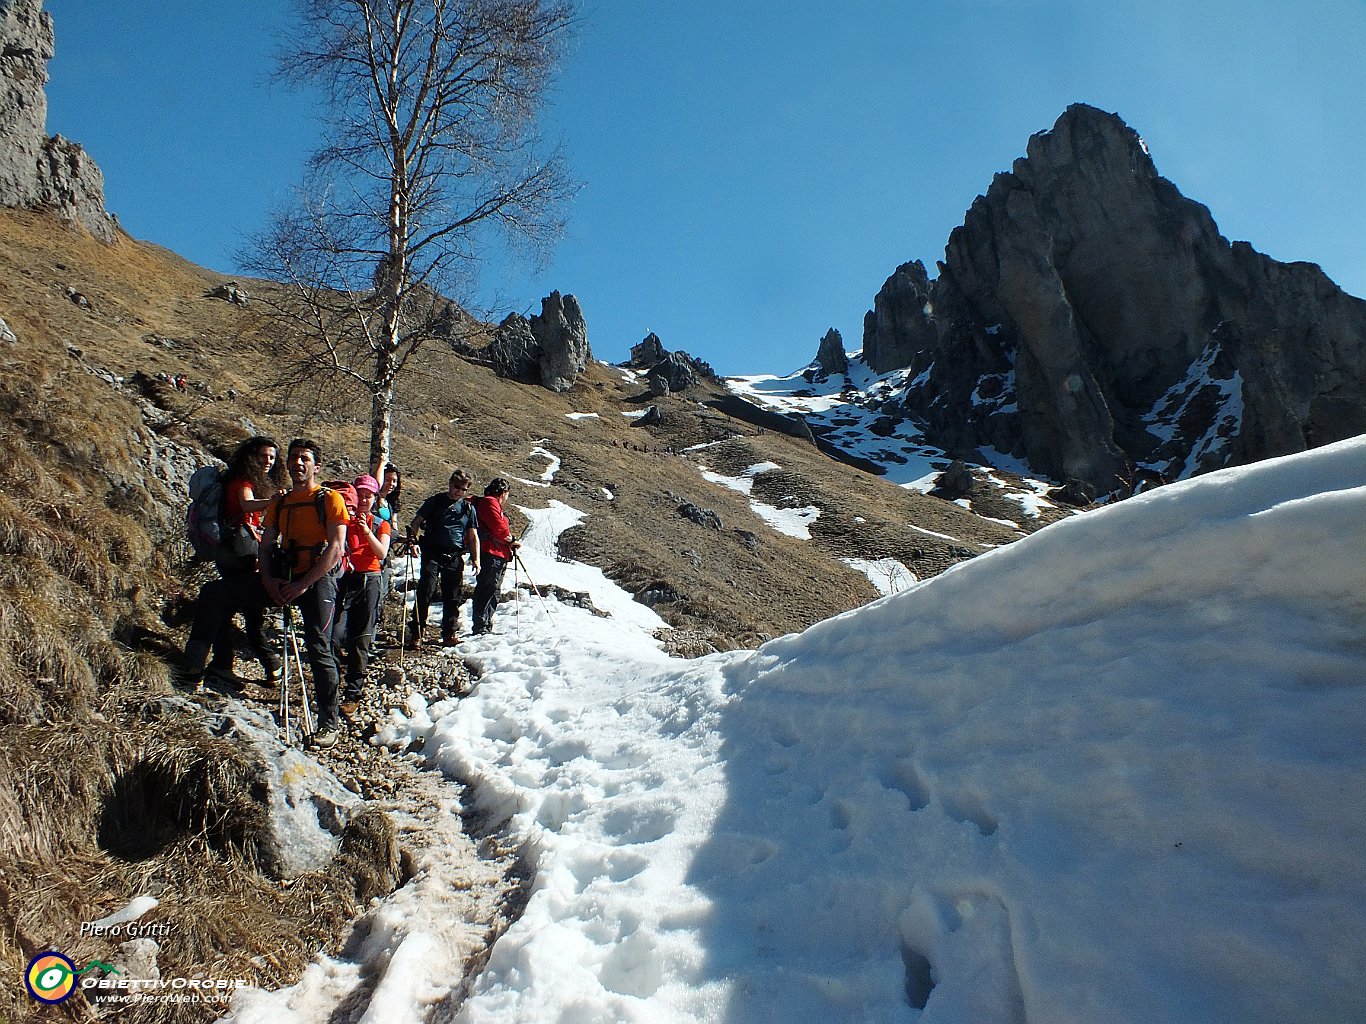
[728,348,1249,496]
[726,358,1060,518]
[231,435,1366,1023]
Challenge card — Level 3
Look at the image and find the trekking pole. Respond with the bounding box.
[398,541,415,668]
[283,603,314,736]
[513,553,555,622]
[279,617,292,744]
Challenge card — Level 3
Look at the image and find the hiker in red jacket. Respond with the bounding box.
[333,474,391,712]
[472,478,520,635]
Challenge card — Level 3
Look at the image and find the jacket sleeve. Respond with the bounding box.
[477,498,513,542]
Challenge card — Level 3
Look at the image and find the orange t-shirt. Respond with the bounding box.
[347,513,391,574]
[269,485,349,575]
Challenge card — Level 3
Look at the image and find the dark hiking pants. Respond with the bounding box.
[472,556,508,632]
[412,548,465,639]
[333,571,381,697]
[209,553,278,676]
[188,570,341,728]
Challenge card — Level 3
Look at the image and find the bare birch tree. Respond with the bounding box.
[248,0,576,468]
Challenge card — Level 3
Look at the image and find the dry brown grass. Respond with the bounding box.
[0,212,399,1022]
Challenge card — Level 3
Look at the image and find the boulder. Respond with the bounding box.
[636,581,683,607]
[678,501,722,530]
[932,460,975,499]
[202,706,361,879]
[1049,477,1097,507]
[209,281,249,306]
[647,351,700,394]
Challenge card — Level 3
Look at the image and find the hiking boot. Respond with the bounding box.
[173,642,210,690]
[441,633,461,647]
[340,701,361,721]
[308,727,339,750]
[405,635,423,651]
[203,665,247,695]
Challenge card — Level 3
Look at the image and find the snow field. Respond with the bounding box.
[231,437,1366,1023]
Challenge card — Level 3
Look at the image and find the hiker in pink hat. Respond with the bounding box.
[332,473,391,717]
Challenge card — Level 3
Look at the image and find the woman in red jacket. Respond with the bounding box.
[334,474,391,707]
[472,478,520,635]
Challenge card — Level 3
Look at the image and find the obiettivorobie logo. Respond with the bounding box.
[25,952,120,1004]
[25,948,250,1008]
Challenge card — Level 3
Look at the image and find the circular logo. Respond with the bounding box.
[26,952,77,1004]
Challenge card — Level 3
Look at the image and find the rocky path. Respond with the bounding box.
[224,634,530,1022]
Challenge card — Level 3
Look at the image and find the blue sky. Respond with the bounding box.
[43,0,1366,374]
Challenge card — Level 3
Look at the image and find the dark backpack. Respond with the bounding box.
[186,465,226,561]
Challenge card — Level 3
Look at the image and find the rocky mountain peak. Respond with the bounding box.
[861,104,1366,494]
[0,0,115,241]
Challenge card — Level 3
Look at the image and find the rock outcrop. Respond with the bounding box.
[630,332,717,395]
[533,291,591,392]
[488,312,541,383]
[812,328,849,377]
[488,291,591,391]
[863,104,1366,493]
[628,331,667,369]
[0,0,115,240]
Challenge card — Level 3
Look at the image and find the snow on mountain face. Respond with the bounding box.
[298,436,1366,1024]
[1141,334,1245,482]
[727,359,1057,513]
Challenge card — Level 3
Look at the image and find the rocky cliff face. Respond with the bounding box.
[488,290,591,391]
[860,104,1366,493]
[0,0,115,240]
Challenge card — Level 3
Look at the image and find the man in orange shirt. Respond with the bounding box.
[180,438,350,747]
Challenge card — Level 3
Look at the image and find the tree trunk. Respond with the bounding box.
[369,383,394,472]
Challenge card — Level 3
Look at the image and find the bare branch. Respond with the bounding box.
[252,0,578,467]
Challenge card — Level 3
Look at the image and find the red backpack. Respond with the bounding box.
[320,480,359,573]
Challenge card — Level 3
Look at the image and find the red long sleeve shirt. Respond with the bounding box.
[475,495,514,560]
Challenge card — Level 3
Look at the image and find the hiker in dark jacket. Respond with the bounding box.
[472,478,520,635]
[180,438,349,748]
[209,436,287,685]
[407,469,480,648]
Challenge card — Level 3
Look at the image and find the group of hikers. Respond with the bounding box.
[179,436,521,749]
